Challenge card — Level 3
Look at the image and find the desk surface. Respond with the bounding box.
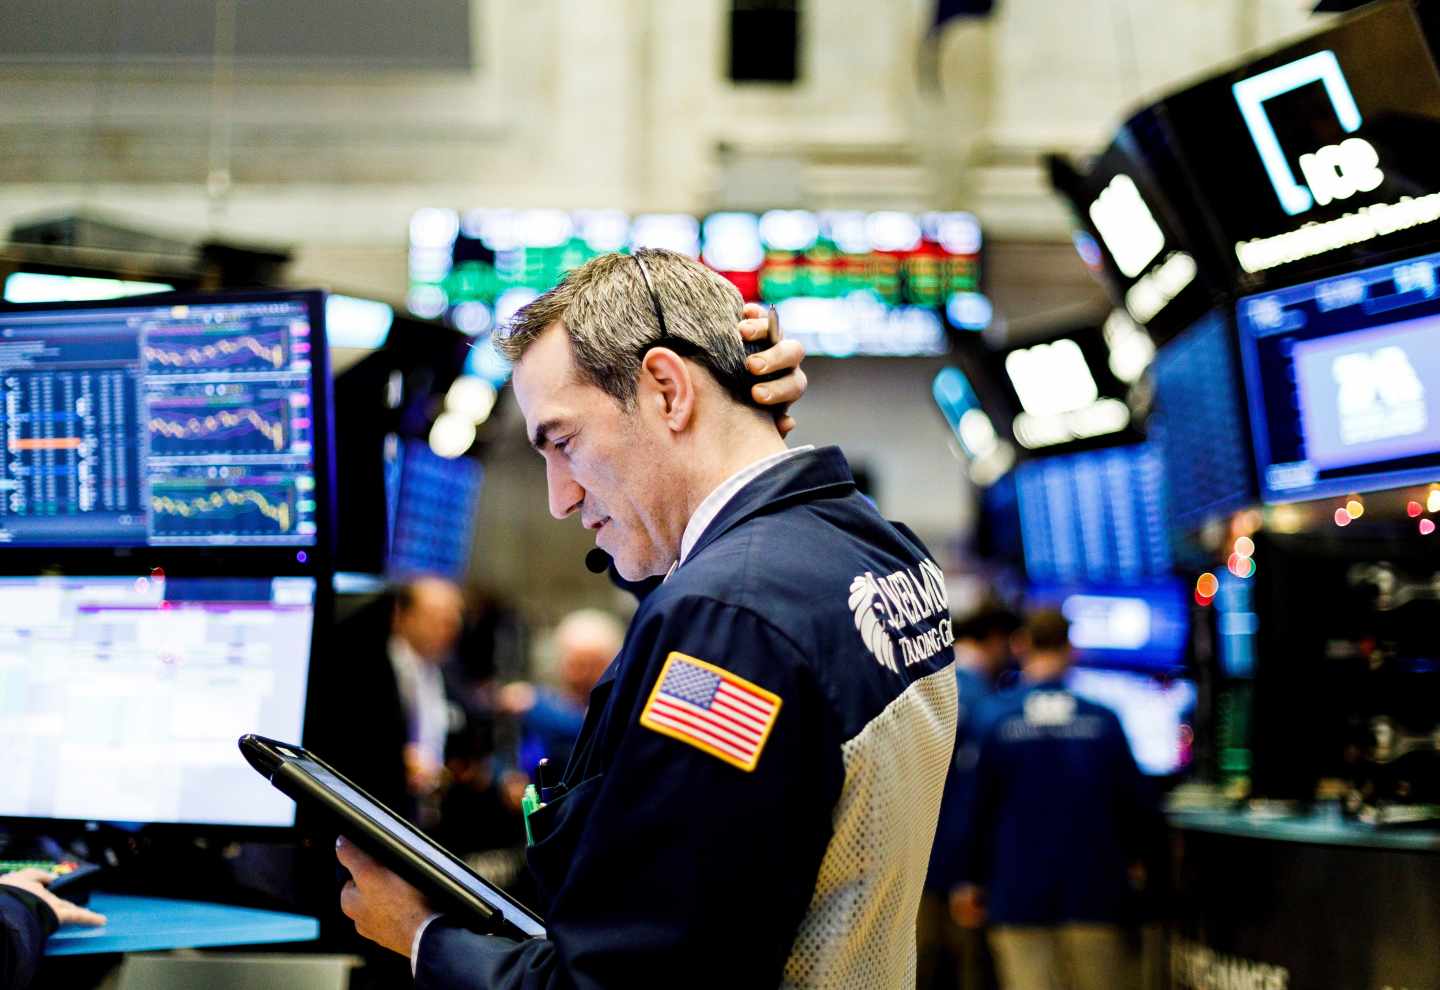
[46,894,319,956]
[1170,808,1440,852]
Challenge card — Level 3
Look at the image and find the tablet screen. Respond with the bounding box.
[298,757,546,938]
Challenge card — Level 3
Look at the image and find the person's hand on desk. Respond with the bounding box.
[0,869,106,927]
[336,836,435,957]
[738,302,807,437]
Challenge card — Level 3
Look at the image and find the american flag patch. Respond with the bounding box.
[639,652,782,772]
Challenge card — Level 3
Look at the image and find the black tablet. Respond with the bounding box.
[239,734,546,940]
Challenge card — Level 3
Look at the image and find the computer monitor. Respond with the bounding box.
[1014,444,1172,585]
[1067,668,1196,776]
[0,574,315,828]
[1149,310,1256,530]
[1236,249,1440,502]
[389,439,483,580]
[1028,580,1190,674]
[0,290,329,549]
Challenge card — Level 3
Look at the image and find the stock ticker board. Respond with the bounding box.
[407,208,987,362]
[0,296,320,548]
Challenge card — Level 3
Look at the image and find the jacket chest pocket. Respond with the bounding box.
[525,772,603,908]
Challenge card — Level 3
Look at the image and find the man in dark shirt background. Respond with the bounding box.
[958,608,1159,990]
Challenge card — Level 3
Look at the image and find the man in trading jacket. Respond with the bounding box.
[337,248,959,989]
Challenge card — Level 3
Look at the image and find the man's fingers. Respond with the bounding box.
[2,869,56,886]
[54,900,106,927]
[335,835,380,878]
[752,367,806,407]
[740,302,765,322]
[339,878,360,921]
[776,414,797,438]
[745,338,804,375]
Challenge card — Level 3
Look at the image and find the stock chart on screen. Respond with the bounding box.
[0,295,320,548]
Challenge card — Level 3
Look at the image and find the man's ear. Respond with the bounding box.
[638,347,697,433]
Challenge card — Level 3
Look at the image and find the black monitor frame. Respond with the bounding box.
[0,288,337,837]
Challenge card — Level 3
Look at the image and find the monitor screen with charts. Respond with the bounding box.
[0,291,326,548]
[0,574,315,827]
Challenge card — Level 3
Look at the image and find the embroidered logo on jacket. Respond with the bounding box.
[848,559,954,673]
[639,652,781,772]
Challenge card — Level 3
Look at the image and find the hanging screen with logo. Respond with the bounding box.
[1152,1,1440,289]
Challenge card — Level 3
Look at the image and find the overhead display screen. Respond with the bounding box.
[1151,1,1440,288]
[0,293,323,548]
[1014,444,1172,585]
[1148,310,1256,530]
[1237,247,1440,502]
[408,208,985,360]
[1050,133,1218,343]
[1028,580,1191,674]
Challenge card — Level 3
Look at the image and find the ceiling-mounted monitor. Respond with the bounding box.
[1236,247,1440,502]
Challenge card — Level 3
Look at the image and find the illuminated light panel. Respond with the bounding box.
[702,213,764,272]
[1422,518,1437,536]
[1088,174,1165,278]
[758,210,821,252]
[325,295,394,349]
[1429,489,1440,514]
[410,208,460,249]
[947,291,993,331]
[4,273,174,304]
[428,412,477,459]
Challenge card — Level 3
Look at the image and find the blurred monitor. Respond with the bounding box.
[388,439,482,580]
[0,574,315,827]
[0,290,327,548]
[1028,579,1190,673]
[1015,444,1171,585]
[1149,310,1256,530]
[1067,667,1196,776]
[1236,248,1440,502]
[408,207,986,363]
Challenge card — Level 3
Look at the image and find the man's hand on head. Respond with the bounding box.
[0,869,107,927]
[336,836,436,957]
[738,302,807,437]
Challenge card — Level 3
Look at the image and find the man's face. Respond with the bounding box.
[512,324,680,580]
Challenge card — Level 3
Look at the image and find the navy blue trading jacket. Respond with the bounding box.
[417,446,958,989]
[961,678,1155,926]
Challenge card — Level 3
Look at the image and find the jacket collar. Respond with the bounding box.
[680,445,856,567]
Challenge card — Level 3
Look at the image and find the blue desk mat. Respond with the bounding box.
[46,894,319,956]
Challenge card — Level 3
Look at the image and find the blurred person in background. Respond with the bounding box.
[919,601,1021,990]
[330,575,470,825]
[957,608,1158,990]
[500,608,625,775]
[1,868,106,990]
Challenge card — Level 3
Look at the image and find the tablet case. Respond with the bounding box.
[239,734,546,940]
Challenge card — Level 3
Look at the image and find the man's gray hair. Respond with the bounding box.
[495,248,747,406]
